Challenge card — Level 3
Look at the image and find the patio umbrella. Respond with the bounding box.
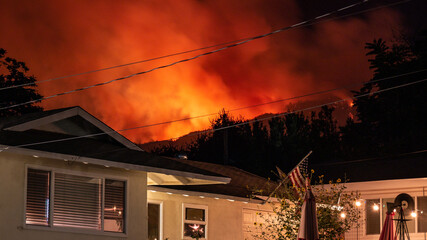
[379,212,395,240]
[297,178,319,240]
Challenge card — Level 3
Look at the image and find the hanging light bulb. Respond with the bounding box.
[373,204,379,211]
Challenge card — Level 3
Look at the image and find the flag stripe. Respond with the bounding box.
[295,166,305,187]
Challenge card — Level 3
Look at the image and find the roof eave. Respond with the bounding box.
[0,144,231,185]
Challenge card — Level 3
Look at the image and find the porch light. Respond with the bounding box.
[373,204,379,211]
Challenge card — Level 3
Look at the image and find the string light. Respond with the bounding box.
[373,204,379,211]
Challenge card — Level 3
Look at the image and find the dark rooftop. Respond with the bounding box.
[152,158,272,199]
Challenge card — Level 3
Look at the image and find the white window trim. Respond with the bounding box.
[23,164,128,237]
[365,196,427,236]
[148,200,163,240]
[182,203,208,240]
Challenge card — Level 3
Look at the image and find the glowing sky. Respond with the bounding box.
[0,0,409,143]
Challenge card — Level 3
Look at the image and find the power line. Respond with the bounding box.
[1,76,425,150]
[0,0,413,110]
[0,0,385,92]
[177,78,427,140]
[0,40,247,91]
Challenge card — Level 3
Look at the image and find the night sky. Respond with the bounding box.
[1,0,426,143]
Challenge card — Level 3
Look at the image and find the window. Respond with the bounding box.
[148,202,162,240]
[418,197,427,232]
[365,199,380,234]
[366,196,425,235]
[183,204,207,239]
[25,168,126,233]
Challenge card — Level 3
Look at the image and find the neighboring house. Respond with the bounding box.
[0,107,230,240]
[314,151,427,240]
[147,159,274,240]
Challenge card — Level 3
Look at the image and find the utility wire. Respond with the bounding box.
[0,0,379,92]
[1,76,425,150]
[0,0,414,110]
[0,40,247,91]
[177,77,427,140]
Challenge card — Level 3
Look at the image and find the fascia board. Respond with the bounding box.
[0,144,230,184]
[148,185,260,203]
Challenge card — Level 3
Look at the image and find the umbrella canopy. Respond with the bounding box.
[379,212,395,240]
[297,179,319,240]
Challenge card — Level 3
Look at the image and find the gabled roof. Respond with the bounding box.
[0,107,230,185]
[149,159,271,201]
[0,106,141,151]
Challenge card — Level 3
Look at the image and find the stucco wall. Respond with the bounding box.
[148,191,273,240]
[0,151,147,240]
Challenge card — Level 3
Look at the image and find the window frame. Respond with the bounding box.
[147,200,163,240]
[23,164,128,237]
[182,203,208,240]
[365,195,426,236]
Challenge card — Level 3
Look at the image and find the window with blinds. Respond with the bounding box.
[26,169,50,226]
[25,168,126,233]
[53,173,102,230]
[104,179,125,232]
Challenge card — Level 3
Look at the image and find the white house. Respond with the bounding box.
[0,107,230,240]
[314,151,427,240]
[147,159,274,240]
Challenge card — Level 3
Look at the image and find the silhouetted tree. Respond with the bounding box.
[341,31,427,157]
[0,48,43,117]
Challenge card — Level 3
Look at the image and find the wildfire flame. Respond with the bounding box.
[0,0,401,143]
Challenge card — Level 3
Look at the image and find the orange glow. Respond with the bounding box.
[0,1,401,143]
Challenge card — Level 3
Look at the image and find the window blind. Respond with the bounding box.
[26,169,50,226]
[53,173,102,230]
[104,179,125,232]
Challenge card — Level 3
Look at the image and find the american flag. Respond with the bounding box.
[288,152,310,189]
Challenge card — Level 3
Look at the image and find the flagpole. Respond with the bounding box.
[262,150,312,204]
